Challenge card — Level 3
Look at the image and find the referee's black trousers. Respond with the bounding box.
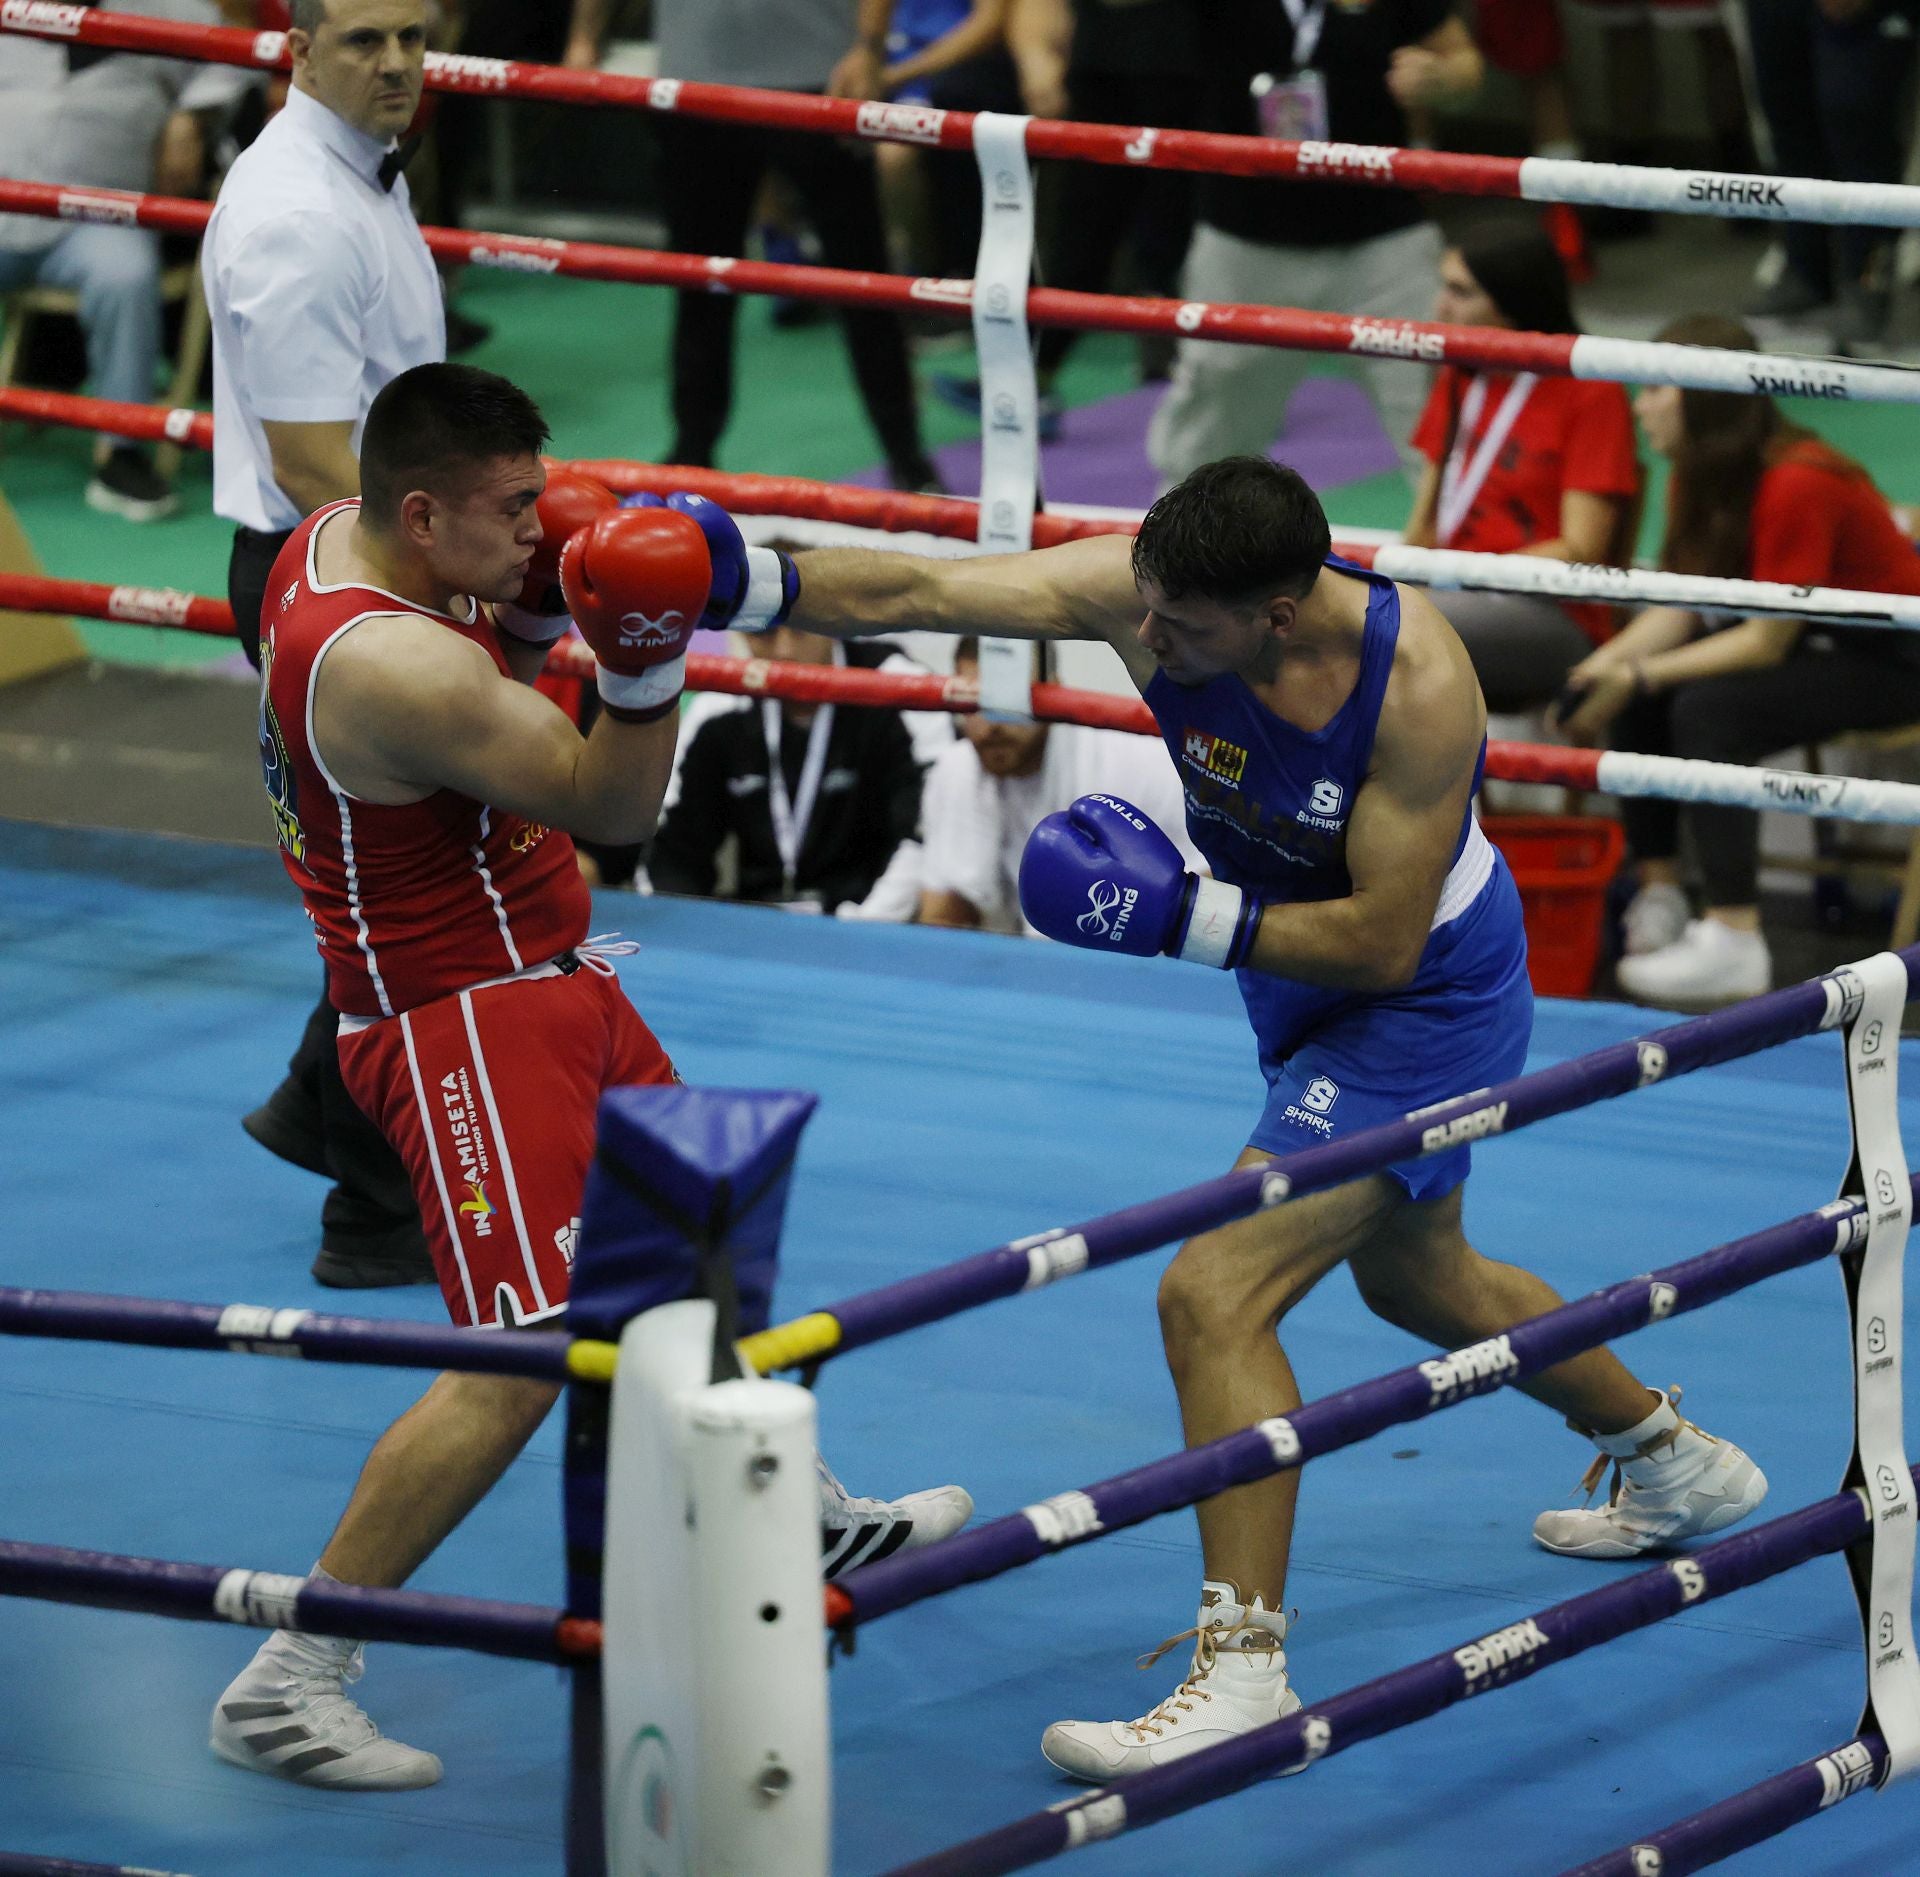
[653,113,933,481]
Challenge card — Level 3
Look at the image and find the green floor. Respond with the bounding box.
[6,266,1909,669]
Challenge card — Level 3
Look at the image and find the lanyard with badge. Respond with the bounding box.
[761,648,843,900]
[1251,0,1330,143]
[1436,371,1538,547]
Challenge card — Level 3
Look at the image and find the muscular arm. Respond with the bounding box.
[790,533,1152,674]
[263,419,361,518]
[1241,595,1484,992]
[313,616,678,847]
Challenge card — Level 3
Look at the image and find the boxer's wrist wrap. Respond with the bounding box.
[596,652,685,720]
[1174,876,1263,970]
[494,599,573,647]
[731,547,798,633]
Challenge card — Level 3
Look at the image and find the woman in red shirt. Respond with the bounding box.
[1404,223,1641,710]
[1560,312,1920,1006]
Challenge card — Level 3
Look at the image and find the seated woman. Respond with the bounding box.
[1403,222,1642,711]
[1559,313,1920,1006]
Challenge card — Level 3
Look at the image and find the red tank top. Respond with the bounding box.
[258,502,589,1020]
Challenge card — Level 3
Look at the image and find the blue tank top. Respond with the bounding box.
[1143,558,1503,1045]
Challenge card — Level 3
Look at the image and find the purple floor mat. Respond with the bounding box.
[853,375,1401,508]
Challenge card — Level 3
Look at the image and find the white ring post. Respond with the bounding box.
[969,109,1039,722]
[1828,954,1920,1781]
[600,1300,829,1875]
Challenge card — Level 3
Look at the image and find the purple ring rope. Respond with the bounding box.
[1558,1732,1889,1877]
[834,1184,1888,1624]
[815,955,1913,1358]
[0,1288,574,1379]
[0,1541,577,1663]
[883,1474,1900,1876]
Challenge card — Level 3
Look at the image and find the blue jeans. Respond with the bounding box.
[0,224,162,445]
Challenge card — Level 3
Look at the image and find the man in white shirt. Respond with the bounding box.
[0,0,248,520]
[204,0,442,1289]
[916,638,1200,933]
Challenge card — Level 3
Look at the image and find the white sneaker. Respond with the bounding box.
[1533,1387,1768,1560]
[817,1455,973,1579]
[1620,881,1690,956]
[1041,1582,1304,1783]
[1615,918,1770,1008]
[210,1631,443,1789]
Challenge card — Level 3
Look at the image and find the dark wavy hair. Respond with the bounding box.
[1132,457,1330,606]
[1454,221,1579,336]
[359,363,550,529]
[1655,313,1822,578]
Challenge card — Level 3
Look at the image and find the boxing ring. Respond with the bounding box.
[6,7,1920,1873]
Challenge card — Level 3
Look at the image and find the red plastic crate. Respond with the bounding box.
[1482,815,1627,999]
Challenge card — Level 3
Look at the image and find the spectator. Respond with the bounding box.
[648,626,927,910]
[1575,0,1754,233]
[934,0,1206,438]
[914,637,1199,932]
[871,0,1019,286]
[203,0,442,1288]
[0,0,249,520]
[1557,314,1920,1006]
[567,0,943,491]
[1403,222,1640,712]
[1148,0,1482,487]
[1741,0,1916,354]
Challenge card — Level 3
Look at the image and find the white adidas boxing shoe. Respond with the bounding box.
[1533,1386,1768,1560]
[1042,1582,1304,1783]
[818,1455,973,1579]
[210,1629,442,1789]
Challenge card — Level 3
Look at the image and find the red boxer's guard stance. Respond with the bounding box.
[213,363,969,1791]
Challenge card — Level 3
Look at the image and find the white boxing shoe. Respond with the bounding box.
[1042,1582,1304,1783]
[1534,1386,1768,1560]
[817,1454,973,1579]
[210,1630,442,1790]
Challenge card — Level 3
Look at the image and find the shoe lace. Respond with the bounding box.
[1570,1386,1706,1507]
[576,933,640,978]
[1120,1612,1289,1741]
[287,1645,380,1750]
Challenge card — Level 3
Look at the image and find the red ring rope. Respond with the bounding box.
[8,4,1920,228]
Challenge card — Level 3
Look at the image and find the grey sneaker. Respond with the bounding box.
[85,446,178,523]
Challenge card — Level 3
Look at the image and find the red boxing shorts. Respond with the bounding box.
[340,961,678,1329]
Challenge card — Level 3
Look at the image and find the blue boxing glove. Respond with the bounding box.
[1018,794,1265,970]
[663,492,799,633]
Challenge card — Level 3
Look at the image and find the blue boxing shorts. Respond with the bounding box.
[1240,856,1534,1202]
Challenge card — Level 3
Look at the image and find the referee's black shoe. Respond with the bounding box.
[312,1200,436,1289]
[242,1075,331,1178]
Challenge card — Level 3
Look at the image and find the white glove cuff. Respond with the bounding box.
[597,652,686,714]
[494,602,573,648]
[1177,876,1247,969]
[733,547,788,633]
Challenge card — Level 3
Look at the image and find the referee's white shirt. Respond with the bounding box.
[203,84,444,534]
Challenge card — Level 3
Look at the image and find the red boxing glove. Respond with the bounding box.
[526,467,619,591]
[560,507,712,721]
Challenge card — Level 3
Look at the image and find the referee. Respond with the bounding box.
[204,0,442,1287]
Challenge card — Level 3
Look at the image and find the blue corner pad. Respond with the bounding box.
[569,1085,819,1343]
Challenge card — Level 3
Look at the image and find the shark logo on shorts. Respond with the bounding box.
[1300,1076,1339,1115]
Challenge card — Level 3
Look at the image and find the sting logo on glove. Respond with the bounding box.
[1076,879,1139,942]
[616,609,689,650]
